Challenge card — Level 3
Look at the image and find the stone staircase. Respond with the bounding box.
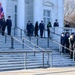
[0,34,75,71]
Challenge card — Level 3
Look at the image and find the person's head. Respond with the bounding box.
[8,16,11,19]
[55,19,58,22]
[41,20,43,23]
[28,20,31,24]
[48,22,51,24]
[70,33,74,39]
[65,32,69,36]
[28,20,30,23]
[36,21,38,23]
[71,32,74,36]
[61,33,64,36]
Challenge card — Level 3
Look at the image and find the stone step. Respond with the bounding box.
[0,34,75,71]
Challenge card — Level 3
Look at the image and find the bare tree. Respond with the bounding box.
[64,0,75,26]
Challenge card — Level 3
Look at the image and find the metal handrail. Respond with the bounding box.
[12,36,36,50]
[0,50,52,69]
[13,27,27,38]
[50,38,73,52]
[13,27,75,61]
[14,27,74,52]
[50,27,75,34]
[0,28,37,50]
[43,29,74,53]
[14,27,52,51]
[50,27,75,29]
[50,30,73,52]
[13,27,74,53]
[0,50,52,53]
[0,28,53,69]
[22,37,46,51]
[50,31,75,61]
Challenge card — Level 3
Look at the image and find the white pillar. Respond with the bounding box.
[33,0,43,24]
[52,0,58,23]
[58,0,64,27]
[17,0,25,29]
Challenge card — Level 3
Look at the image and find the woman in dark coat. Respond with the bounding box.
[47,22,52,37]
[34,21,38,37]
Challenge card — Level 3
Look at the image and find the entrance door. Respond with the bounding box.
[43,9,51,29]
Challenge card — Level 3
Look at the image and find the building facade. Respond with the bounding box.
[0,0,64,30]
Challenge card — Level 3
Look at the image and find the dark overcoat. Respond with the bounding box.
[6,19,12,35]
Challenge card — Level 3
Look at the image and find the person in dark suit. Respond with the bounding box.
[47,22,52,37]
[39,20,45,38]
[34,21,39,37]
[26,21,34,36]
[61,33,65,53]
[6,16,12,35]
[54,19,59,27]
[65,21,70,27]
[1,16,6,35]
[64,32,70,53]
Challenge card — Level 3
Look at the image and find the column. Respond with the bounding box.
[58,0,64,27]
[57,0,64,43]
[53,0,58,20]
[17,0,25,29]
[33,0,43,25]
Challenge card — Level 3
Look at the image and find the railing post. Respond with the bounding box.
[21,29,22,38]
[5,35,7,43]
[10,37,14,49]
[22,38,24,49]
[42,52,44,67]
[59,44,61,53]
[24,53,27,69]
[73,49,75,61]
[50,52,52,67]
[29,36,31,41]
[47,52,49,66]
[14,28,15,36]
[44,30,45,38]
[36,37,38,45]
[34,46,36,56]
[47,37,49,48]
[54,27,55,34]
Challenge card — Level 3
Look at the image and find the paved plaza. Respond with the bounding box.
[0,67,75,75]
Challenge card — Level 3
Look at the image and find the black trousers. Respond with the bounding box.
[7,27,11,35]
[47,29,50,37]
[40,30,43,38]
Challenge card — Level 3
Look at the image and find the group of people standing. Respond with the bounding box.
[0,2,12,36]
[0,16,12,35]
[61,32,75,58]
[26,19,59,38]
[26,20,45,38]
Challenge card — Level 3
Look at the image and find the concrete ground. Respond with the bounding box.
[0,67,75,75]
